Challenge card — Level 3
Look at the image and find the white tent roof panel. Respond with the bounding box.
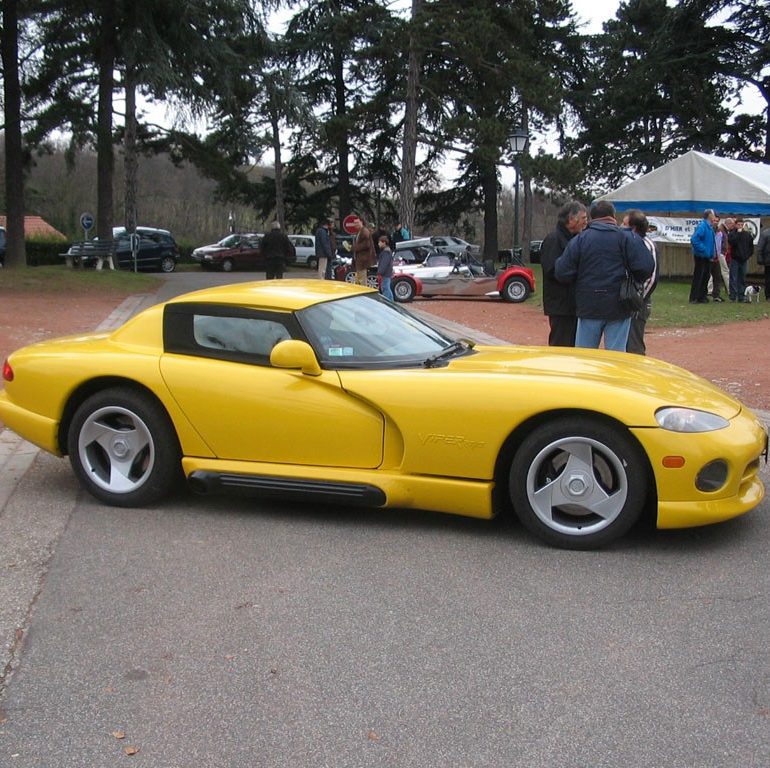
[599,151,770,215]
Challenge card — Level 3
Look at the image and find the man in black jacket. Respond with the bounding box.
[726,218,755,301]
[757,226,770,300]
[261,221,293,279]
[540,201,587,346]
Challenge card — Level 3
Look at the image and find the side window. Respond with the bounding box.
[193,316,290,356]
[164,303,299,365]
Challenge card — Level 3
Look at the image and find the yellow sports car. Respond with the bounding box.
[0,280,766,549]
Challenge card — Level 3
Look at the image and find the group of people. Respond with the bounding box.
[313,214,397,301]
[689,210,756,303]
[541,199,657,354]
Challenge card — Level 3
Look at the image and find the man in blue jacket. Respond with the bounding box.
[555,200,654,352]
[689,209,718,303]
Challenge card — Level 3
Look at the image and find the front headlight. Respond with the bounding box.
[655,407,729,433]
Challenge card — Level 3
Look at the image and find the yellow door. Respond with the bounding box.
[160,355,384,468]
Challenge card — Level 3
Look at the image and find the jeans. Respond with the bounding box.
[575,317,632,352]
[379,276,394,301]
[729,259,747,300]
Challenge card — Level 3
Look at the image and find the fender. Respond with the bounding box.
[496,265,536,293]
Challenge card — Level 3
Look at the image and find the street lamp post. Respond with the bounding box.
[372,176,385,228]
[509,128,528,258]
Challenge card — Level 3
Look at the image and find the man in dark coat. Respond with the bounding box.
[540,200,587,346]
[261,221,293,279]
[726,217,755,301]
[555,200,654,352]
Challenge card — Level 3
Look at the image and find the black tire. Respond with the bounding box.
[67,387,182,507]
[502,276,530,303]
[222,258,235,273]
[509,416,647,549]
[392,277,416,302]
[160,255,176,273]
[308,257,319,271]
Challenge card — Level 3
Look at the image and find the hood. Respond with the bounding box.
[447,345,743,421]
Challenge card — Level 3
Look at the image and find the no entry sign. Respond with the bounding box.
[342,214,360,234]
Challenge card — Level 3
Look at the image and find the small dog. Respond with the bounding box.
[744,284,761,302]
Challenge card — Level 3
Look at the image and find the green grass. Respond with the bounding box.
[0,265,162,293]
[525,265,768,329]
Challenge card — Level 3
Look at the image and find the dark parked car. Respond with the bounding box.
[191,233,264,272]
[66,227,179,272]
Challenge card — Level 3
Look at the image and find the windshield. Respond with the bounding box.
[298,294,464,369]
[217,234,241,247]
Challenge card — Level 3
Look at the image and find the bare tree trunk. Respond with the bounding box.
[332,41,351,219]
[399,0,423,233]
[481,163,498,261]
[96,0,116,240]
[2,0,26,268]
[124,63,138,233]
[271,110,285,228]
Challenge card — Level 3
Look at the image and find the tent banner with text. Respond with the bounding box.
[648,216,760,245]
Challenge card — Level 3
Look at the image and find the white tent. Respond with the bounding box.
[599,150,770,216]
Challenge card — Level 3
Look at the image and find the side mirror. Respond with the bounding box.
[270,339,322,376]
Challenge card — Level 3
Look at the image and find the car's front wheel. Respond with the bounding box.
[502,276,530,302]
[509,416,648,549]
[222,258,235,273]
[160,255,176,273]
[67,387,182,507]
[392,277,416,302]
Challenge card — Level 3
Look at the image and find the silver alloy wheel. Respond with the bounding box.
[222,258,234,272]
[160,255,176,273]
[525,435,628,537]
[77,405,156,495]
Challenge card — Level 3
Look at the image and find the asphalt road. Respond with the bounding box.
[1,271,769,767]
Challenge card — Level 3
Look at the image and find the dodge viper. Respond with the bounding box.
[0,280,765,549]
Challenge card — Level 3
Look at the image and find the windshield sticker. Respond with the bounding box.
[328,346,354,357]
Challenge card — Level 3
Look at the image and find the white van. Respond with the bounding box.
[288,234,317,269]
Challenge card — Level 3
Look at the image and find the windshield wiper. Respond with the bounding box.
[423,339,474,368]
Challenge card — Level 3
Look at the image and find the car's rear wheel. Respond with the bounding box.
[392,277,416,302]
[160,255,176,273]
[502,276,530,303]
[222,258,235,273]
[67,387,182,507]
[308,257,318,271]
[509,416,647,549]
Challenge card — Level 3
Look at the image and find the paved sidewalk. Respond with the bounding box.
[0,294,154,687]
